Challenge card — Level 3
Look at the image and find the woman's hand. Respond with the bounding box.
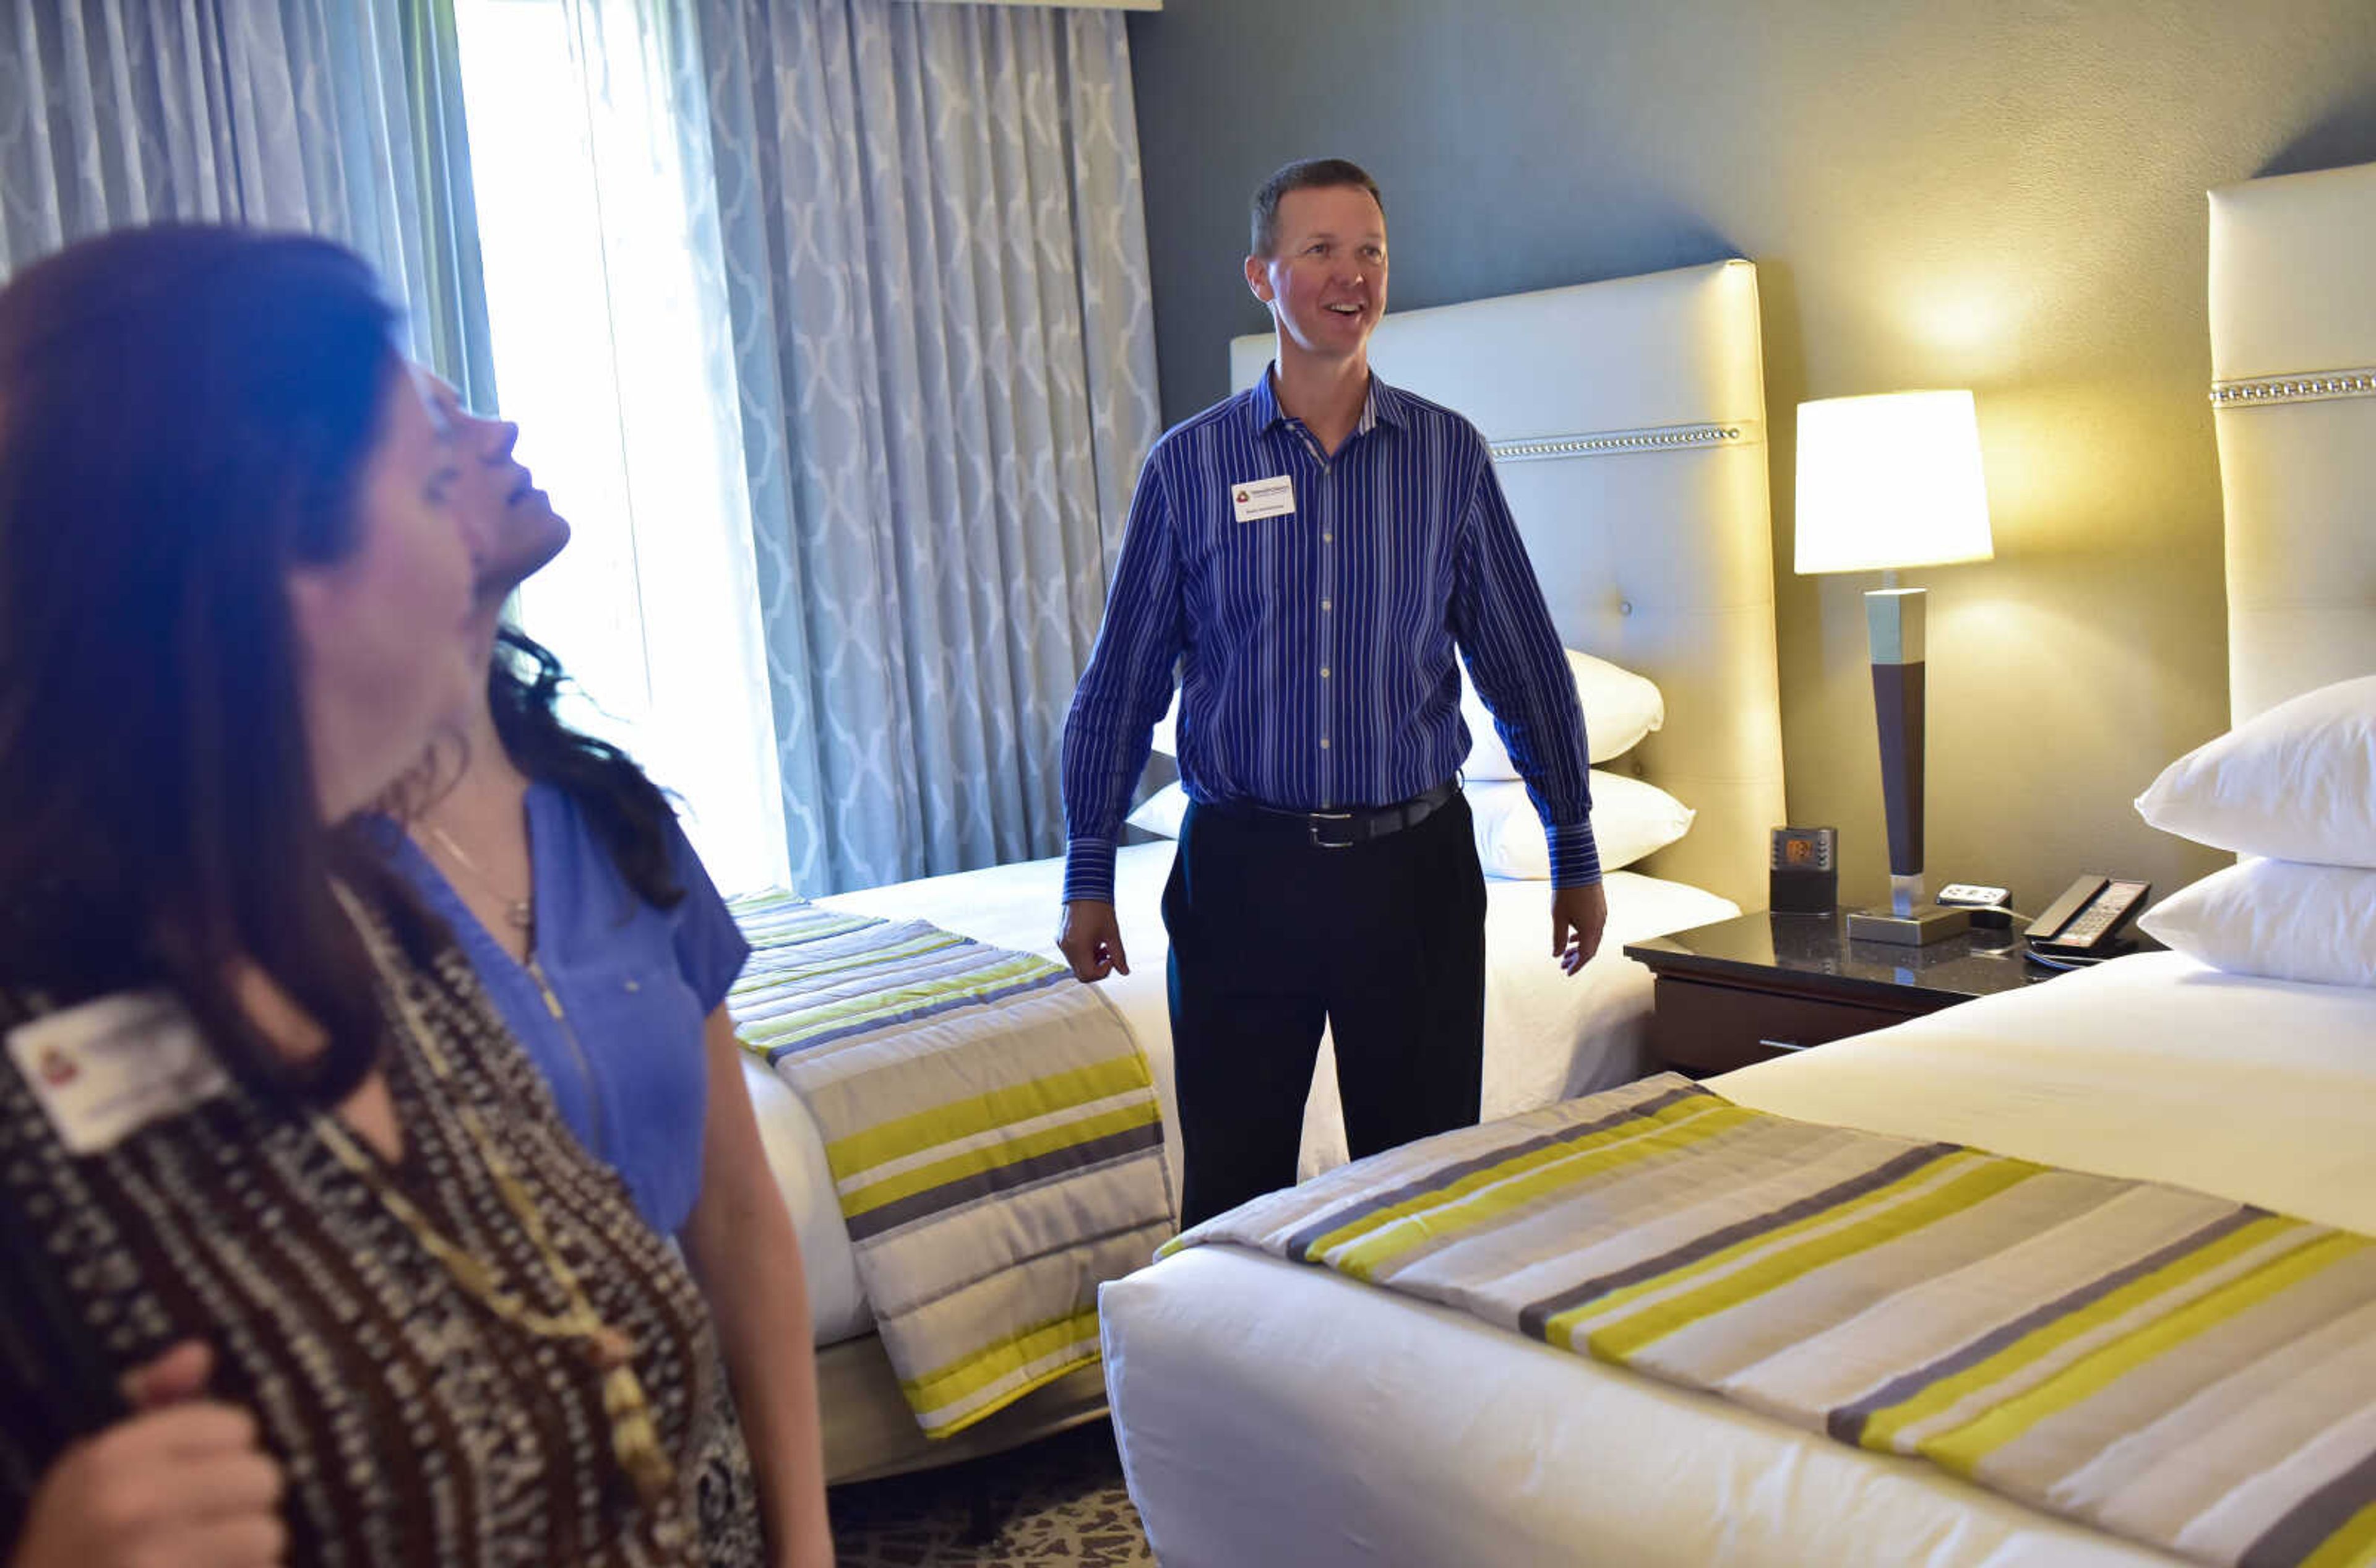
[782,1512,837,1568]
[11,1342,285,1568]
[686,1010,833,1568]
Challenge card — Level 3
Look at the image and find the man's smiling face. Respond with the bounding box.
[1247,183,1390,368]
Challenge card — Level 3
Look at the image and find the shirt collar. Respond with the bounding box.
[1246,363,1288,434]
[1246,364,1408,441]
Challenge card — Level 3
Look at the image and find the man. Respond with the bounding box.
[1057,158,1606,1228]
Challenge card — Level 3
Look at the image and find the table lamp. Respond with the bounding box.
[1795,390,1994,945]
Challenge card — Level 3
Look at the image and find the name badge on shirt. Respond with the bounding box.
[7,991,230,1155]
[1231,475,1296,522]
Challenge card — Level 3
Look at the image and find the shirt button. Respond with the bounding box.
[1323,532,1334,543]
[1321,598,1333,611]
[1320,738,1331,749]
[624,980,640,993]
[1320,667,1331,678]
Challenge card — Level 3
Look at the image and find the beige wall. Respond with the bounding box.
[1126,0,2376,915]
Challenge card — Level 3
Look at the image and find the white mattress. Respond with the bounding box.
[744,841,1738,1345]
[1101,952,2376,1568]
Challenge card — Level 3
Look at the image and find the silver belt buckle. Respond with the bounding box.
[1309,810,1355,850]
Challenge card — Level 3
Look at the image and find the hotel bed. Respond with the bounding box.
[761,850,1742,1347]
[1103,958,2376,1568]
[1099,158,2376,1565]
[751,257,1789,1480]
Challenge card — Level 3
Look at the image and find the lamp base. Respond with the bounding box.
[1846,903,1972,946]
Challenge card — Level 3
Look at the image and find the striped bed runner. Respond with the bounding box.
[1173,1074,2376,1567]
[729,893,1174,1437]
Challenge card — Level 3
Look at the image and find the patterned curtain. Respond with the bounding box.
[0,0,496,407]
[696,0,1162,894]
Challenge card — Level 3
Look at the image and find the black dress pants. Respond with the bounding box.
[1161,792,1488,1229]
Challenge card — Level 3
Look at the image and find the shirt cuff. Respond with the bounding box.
[1063,837,1119,905]
[1546,821,1603,889]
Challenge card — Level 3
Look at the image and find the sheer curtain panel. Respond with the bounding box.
[455,0,790,892]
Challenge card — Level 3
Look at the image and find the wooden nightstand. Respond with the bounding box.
[1624,909,2062,1076]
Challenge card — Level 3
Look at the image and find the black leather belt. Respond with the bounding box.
[1205,780,1459,850]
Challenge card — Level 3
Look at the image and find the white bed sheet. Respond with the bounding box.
[744,841,1738,1345]
[1101,952,2376,1568]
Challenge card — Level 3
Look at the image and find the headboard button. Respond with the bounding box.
[1619,600,1635,617]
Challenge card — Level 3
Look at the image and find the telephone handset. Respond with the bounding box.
[2025,875,2151,958]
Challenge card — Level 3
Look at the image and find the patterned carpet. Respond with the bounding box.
[829,1421,1155,1566]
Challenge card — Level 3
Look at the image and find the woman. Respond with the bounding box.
[381,387,832,1567]
[0,226,760,1566]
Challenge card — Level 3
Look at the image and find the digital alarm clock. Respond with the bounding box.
[1769,826,1838,915]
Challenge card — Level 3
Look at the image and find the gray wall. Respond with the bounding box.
[1126,0,2376,917]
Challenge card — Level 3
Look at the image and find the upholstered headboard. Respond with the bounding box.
[2207,158,2376,722]
[1229,260,1785,910]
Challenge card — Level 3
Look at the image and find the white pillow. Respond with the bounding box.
[1461,650,1665,777]
[1147,688,1180,757]
[1125,782,1189,839]
[2135,674,2376,867]
[1143,648,1666,770]
[1124,775,1694,876]
[1468,773,1694,879]
[2137,859,2376,989]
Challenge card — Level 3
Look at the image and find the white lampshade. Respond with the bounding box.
[1794,390,1994,574]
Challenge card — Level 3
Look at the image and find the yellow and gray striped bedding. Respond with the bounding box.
[729,894,1174,1437]
[1171,1072,2376,1567]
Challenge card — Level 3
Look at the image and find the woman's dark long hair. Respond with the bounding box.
[488,627,684,911]
[0,226,442,1109]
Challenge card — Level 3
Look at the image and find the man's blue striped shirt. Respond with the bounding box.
[1062,369,1599,903]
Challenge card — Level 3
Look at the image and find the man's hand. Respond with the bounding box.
[12,1340,287,1568]
[1552,882,1608,977]
[1057,900,1130,982]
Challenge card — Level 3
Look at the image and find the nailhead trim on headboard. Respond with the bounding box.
[2208,368,2376,408]
[1489,421,1760,463]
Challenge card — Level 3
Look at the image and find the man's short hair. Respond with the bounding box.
[1250,158,1385,257]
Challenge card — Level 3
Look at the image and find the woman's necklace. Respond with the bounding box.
[319,882,679,1527]
[421,822,534,936]
[418,814,610,1159]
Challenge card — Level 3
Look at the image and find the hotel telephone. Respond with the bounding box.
[2025,874,2151,958]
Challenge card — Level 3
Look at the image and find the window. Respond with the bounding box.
[454,0,787,892]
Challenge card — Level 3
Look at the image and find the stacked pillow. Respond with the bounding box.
[1465,771,1693,878]
[1142,648,1664,766]
[1458,649,1666,772]
[2133,674,2376,987]
[1129,648,1694,877]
